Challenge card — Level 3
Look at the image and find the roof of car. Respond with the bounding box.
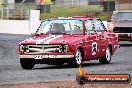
[71,16,99,20]
[113,10,132,12]
[48,16,100,21]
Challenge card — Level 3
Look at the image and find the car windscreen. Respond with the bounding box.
[114,12,132,21]
[36,19,84,35]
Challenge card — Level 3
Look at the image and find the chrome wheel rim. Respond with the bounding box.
[106,48,111,61]
[75,50,82,65]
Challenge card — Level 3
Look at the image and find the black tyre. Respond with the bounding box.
[54,63,64,66]
[20,59,35,69]
[70,49,83,67]
[47,62,64,66]
[99,47,111,64]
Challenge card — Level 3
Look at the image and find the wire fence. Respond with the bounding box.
[0,0,132,20]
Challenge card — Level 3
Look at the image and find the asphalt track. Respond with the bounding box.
[0,33,132,85]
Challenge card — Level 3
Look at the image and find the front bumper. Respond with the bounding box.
[117,33,132,41]
[19,54,74,59]
[19,54,75,64]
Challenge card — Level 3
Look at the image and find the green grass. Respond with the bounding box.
[40,5,111,20]
[95,12,111,21]
[10,5,111,21]
[0,5,111,21]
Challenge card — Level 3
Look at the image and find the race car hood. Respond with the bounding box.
[114,21,132,27]
[19,34,85,45]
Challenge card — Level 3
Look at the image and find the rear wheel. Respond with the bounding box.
[70,49,82,67]
[20,59,35,69]
[99,47,111,64]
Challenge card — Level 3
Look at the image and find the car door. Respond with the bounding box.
[84,20,97,60]
[93,19,108,58]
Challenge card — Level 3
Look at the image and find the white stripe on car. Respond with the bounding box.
[44,35,63,44]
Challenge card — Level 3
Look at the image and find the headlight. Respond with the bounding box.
[64,45,69,52]
[59,44,69,53]
[19,45,24,52]
[19,45,29,52]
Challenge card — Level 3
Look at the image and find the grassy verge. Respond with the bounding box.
[40,5,111,21]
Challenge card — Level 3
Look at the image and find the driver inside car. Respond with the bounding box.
[47,23,66,34]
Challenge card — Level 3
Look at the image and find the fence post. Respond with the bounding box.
[1,6,3,19]
[20,9,23,19]
[61,0,64,8]
[128,0,130,9]
[6,8,9,19]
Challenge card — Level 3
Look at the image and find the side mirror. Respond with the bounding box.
[89,30,96,35]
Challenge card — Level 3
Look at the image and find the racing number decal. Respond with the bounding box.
[92,42,97,55]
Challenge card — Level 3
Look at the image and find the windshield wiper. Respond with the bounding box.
[61,32,70,34]
[51,32,70,35]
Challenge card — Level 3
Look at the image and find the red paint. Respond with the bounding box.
[18,17,118,64]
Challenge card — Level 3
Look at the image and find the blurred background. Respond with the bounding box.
[0,0,132,20]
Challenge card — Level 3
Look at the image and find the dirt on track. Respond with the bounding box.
[0,80,132,88]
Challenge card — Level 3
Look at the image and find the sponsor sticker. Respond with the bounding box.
[92,42,97,55]
[76,67,131,85]
[76,74,131,85]
[34,55,43,59]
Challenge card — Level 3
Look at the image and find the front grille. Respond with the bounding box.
[23,45,62,53]
[113,27,132,33]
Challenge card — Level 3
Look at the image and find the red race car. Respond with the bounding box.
[18,16,118,69]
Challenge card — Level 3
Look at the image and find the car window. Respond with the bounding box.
[114,12,132,21]
[85,20,94,34]
[93,19,105,32]
[36,19,84,35]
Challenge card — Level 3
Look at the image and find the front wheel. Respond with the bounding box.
[99,47,111,64]
[70,49,83,67]
[20,59,35,69]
